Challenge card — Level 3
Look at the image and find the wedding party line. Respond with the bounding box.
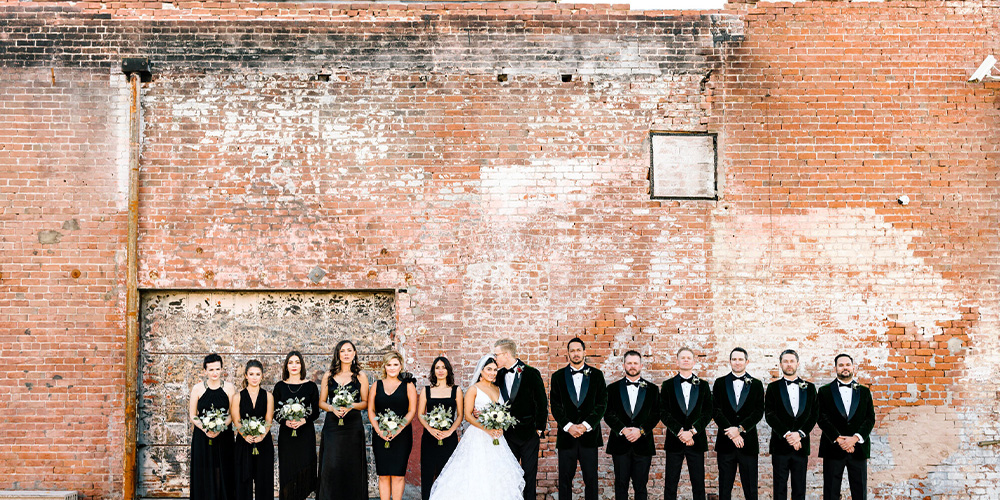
[188,338,876,500]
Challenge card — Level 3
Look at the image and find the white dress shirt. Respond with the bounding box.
[505,370,516,395]
[732,377,745,405]
[838,381,864,443]
[626,378,640,413]
[787,380,800,417]
[680,378,693,407]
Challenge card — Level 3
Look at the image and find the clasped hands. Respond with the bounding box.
[676,429,696,446]
[285,418,307,430]
[784,431,803,451]
[836,435,859,454]
[724,426,745,449]
[621,427,643,443]
[567,423,589,438]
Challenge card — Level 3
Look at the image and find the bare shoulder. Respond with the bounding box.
[190,381,206,397]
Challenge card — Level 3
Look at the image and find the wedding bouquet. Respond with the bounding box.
[238,416,268,455]
[376,409,406,448]
[478,401,518,445]
[276,397,312,437]
[329,386,359,426]
[197,405,229,445]
[423,404,454,446]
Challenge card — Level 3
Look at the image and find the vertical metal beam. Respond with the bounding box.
[123,72,142,500]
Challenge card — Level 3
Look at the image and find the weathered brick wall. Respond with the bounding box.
[1,1,998,499]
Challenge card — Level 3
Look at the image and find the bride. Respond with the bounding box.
[429,355,525,500]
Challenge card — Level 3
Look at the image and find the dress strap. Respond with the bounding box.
[426,385,432,399]
[451,385,457,398]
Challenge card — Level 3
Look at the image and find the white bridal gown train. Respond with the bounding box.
[428,388,525,500]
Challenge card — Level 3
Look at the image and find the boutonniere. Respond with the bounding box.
[515,366,523,375]
[850,381,859,391]
[797,381,808,390]
[638,380,648,389]
[690,375,700,385]
[582,367,591,376]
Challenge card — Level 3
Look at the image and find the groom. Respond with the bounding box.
[494,339,548,500]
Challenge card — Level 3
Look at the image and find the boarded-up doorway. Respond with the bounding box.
[137,290,396,498]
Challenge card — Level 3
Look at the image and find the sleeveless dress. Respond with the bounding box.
[234,388,274,500]
[371,379,414,476]
[190,385,236,500]
[272,380,320,500]
[420,385,459,500]
[317,377,368,500]
[428,387,525,500]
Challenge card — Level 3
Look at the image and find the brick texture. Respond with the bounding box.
[1,1,998,499]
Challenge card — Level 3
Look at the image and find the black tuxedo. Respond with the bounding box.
[712,373,764,500]
[604,378,659,500]
[498,360,548,500]
[550,365,608,500]
[817,380,875,500]
[764,378,818,500]
[659,375,712,500]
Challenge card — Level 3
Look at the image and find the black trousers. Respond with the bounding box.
[611,450,652,500]
[823,455,867,500]
[505,433,540,500]
[663,448,705,500]
[772,453,808,500]
[558,440,598,500]
[717,450,758,500]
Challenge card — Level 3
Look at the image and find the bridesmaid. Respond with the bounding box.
[317,340,370,500]
[367,350,418,500]
[417,356,463,500]
[231,359,274,500]
[272,351,320,500]
[188,353,237,500]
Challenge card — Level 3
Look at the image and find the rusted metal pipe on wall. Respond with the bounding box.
[123,71,142,500]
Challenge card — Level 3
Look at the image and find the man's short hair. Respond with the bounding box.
[834,353,854,365]
[676,347,694,358]
[779,349,799,362]
[730,347,748,360]
[494,338,517,358]
[568,337,586,350]
[623,350,642,361]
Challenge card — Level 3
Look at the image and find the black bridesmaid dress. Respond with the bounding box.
[317,377,368,500]
[420,385,459,500]
[371,379,414,476]
[190,384,235,500]
[234,388,274,500]
[273,380,320,500]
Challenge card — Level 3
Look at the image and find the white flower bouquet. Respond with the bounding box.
[376,409,406,448]
[239,416,268,455]
[276,397,312,437]
[329,386,359,426]
[478,401,518,445]
[198,405,229,445]
[424,405,454,445]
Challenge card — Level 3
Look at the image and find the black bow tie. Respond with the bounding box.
[785,378,801,385]
[680,377,693,384]
[838,381,853,388]
[625,380,642,387]
[571,367,586,375]
[734,375,749,382]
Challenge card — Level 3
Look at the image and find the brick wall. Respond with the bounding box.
[1,1,998,499]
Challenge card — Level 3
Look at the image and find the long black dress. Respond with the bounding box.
[317,377,368,500]
[273,380,320,500]
[371,379,414,476]
[190,384,235,500]
[234,388,274,500]
[420,385,459,500]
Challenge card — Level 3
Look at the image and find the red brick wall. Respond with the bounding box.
[2,1,998,499]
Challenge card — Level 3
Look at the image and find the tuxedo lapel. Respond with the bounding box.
[831,382,848,418]
[689,381,700,416]
[797,386,807,416]
[847,387,859,420]
[498,369,511,402]
[779,381,795,417]
[634,384,646,416]
[509,363,523,401]
[673,377,688,414]
[565,368,579,407]
[619,382,633,419]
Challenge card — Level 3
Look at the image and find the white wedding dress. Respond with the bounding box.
[428,387,525,500]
